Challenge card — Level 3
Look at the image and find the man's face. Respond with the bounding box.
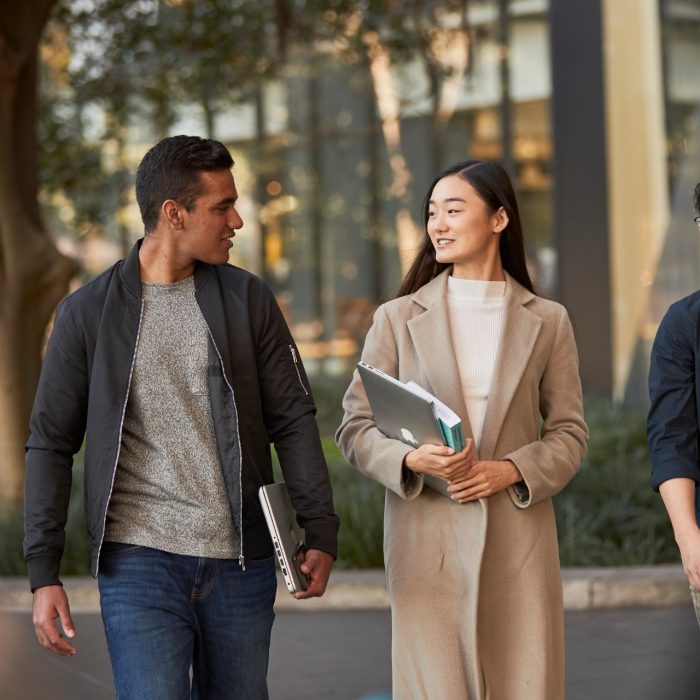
[180,169,243,265]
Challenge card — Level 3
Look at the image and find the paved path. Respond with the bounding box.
[1,605,698,699]
[0,565,691,611]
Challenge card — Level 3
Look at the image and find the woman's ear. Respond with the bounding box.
[493,206,509,234]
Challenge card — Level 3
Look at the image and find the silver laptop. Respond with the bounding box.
[258,482,309,594]
[356,362,452,497]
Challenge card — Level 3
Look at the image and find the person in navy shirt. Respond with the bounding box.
[648,181,700,625]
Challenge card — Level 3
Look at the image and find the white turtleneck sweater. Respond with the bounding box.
[446,276,506,451]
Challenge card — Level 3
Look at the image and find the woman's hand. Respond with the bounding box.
[404,440,474,484]
[447,460,522,503]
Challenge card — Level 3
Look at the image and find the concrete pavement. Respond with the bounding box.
[2,566,697,699]
[1,605,699,699]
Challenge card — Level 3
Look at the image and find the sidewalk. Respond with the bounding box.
[2,605,698,699]
[0,563,690,611]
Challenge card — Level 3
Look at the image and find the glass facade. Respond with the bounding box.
[44,0,700,399]
[218,0,553,375]
[632,0,700,402]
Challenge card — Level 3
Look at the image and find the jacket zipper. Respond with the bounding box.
[205,326,245,570]
[289,345,309,395]
[95,299,144,575]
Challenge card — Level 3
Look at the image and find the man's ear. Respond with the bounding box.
[493,206,509,234]
[162,199,184,229]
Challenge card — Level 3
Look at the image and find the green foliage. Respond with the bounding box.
[324,439,386,569]
[54,0,287,121]
[307,384,680,568]
[554,400,678,567]
[309,374,351,438]
[0,458,91,577]
[38,0,477,245]
[0,503,25,576]
[37,92,114,231]
[1,399,680,576]
[320,395,681,569]
[39,0,294,241]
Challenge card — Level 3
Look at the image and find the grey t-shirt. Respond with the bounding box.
[104,276,237,558]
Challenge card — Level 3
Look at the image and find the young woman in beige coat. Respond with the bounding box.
[336,160,588,699]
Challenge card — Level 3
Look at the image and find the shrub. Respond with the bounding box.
[322,396,680,569]
[554,400,678,566]
[1,394,680,576]
[0,456,91,577]
[0,501,25,576]
[324,440,385,569]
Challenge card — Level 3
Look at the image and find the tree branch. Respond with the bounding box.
[0,0,57,79]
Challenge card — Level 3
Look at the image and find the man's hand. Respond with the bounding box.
[32,585,77,656]
[659,478,700,590]
[447,459,522,503]
[404,440,474,483]
[677,528,700,591]
[293,549,334,600]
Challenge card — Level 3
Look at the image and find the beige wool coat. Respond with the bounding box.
[336,269,588,700]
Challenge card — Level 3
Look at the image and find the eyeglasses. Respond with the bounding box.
[696,216,700,232]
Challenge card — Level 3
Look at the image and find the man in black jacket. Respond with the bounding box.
[24,135,339,697]
[648,181,700,627]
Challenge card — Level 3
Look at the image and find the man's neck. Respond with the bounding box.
[138,232,195,283]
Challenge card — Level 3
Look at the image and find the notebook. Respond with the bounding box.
[258,482,309,594]
[356,361,463,498]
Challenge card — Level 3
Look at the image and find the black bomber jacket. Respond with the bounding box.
[24,240,339,591]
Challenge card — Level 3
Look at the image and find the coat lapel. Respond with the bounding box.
[406,270,476,446]
[478,274,542,460]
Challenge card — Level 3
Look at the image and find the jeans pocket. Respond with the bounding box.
[100,541,145,559]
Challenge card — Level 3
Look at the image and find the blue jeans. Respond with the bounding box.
[98,542,277,700]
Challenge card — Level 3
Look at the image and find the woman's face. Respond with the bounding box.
[427,175,504,274]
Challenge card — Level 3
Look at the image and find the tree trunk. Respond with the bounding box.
[415,21,470,174]
[0,1,79,507]
[201,86,216,140]
[362,30,421,276]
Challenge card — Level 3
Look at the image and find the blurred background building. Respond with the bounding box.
[42,0,700,404]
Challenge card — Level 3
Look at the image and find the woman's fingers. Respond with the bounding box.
[447,460,519,502]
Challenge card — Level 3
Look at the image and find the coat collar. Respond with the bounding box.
[407,268,541,459]
[407,268,475,443]
[119,238,143,300]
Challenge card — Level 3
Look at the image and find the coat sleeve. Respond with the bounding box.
[24,297,89,590]
[335,304,424,499]
[647,301,700,489]
[253,283,339,558]
[502,306,588,507]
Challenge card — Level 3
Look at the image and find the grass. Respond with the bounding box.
[0,388,680,576]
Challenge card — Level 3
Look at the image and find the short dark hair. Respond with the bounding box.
[397,160,535,297]
[135,135,234,232]
[694,182,700,215]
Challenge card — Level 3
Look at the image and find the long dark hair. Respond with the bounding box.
[396,160,536,297]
